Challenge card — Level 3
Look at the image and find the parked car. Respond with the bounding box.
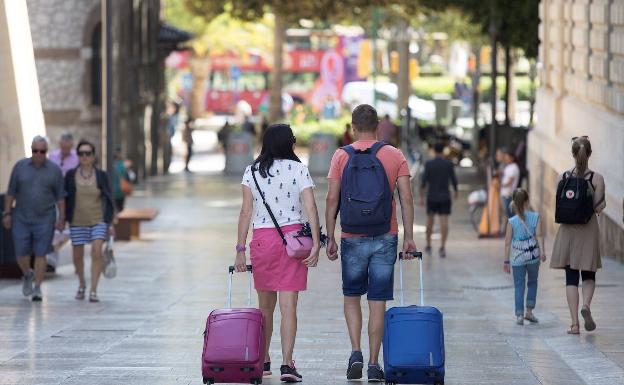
[341,81,435,121]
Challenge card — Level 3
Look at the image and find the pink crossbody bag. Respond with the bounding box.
[251,168,313,258]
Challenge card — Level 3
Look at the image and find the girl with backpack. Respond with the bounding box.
[550,136,606,334]
[235,124,321,382]
[503,188,546,325]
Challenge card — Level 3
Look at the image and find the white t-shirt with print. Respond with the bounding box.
[501,162,520,198]
[241,159,315,229]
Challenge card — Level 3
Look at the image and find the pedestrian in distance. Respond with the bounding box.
[3,136,65,302]
[183,117,194,172]
[503,188,546,325]
[420,142,458,258]
[64,140,115,303]
[339,123,354,147]
[500,147,521,219]
[325,104,417,383]
[377,114,398,147]
[49,132,79,176]
[550,136,605,335]
[112,148,131,212]
[47,132,79,271]
[235,123,321,383]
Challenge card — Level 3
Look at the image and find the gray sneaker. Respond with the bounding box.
[367,364,384,382]
[22,272,34,297]
[32,285,42,302]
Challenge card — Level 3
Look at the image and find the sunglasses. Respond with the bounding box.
[78,151,93,157]
[572,135,589,141]
[31,148,47,154]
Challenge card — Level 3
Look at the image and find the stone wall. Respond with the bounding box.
[532,0,624,262]
[26,0,101,152]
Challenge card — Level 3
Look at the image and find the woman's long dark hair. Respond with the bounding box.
[253,123,300,178]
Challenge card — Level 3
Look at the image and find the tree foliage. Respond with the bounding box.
[419,0,539,57]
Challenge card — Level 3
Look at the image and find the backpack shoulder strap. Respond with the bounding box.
[370,141,387,155]
[342,145,356,156]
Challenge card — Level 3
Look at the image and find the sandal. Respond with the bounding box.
[89,291,99,303]
[524,313,539,323]
[263,361,272,376]
[567,323,580,335]
[581,306,596,331]
[75,286,86,300]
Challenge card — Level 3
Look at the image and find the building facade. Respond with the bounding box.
[22,0,187,180]
[531,0,624,261]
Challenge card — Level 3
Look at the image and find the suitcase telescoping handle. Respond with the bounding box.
[227,265,253,308]
[398,252,424,307]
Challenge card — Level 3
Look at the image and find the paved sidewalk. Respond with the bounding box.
[1,169,624,385]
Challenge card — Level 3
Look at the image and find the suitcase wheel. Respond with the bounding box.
[202,378,213,384]
[250,378,262,385]
[434,381,444,385]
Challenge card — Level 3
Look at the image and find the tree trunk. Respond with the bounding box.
[397,18,410,118]
[472,45,481,163]
[189,55,211,119]
[529,59,536,126]
[489,19,498,165]
[269,12,286,122]
[504,43,511,127]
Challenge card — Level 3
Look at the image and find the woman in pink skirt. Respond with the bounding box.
[235,124,321,383]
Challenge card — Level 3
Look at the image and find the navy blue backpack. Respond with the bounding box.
[339,142,392,236]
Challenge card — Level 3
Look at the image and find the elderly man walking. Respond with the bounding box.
[47,132,79,270]
[2,136,65,301]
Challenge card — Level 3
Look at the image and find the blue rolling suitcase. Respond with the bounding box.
[383,252,445,385]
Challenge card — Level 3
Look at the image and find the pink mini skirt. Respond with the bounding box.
[250,224,308,292]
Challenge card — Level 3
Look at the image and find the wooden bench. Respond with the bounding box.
[115,208,159,240]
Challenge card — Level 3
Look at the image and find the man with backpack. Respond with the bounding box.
[325,104,417,382]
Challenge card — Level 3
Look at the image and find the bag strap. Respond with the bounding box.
[251,168,287,245]
[517,215,538,245]
[370,141,387,155]
[342,145,356,157]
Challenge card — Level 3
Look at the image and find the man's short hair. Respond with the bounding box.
[60,132,73,141]
[32,135,48,146]
[352,104,379,132]
[434,142,445,154]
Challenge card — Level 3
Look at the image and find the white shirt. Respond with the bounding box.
[501,162,520,198]
[242,160,315,229]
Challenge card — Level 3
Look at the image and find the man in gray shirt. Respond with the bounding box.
[2,136,65,301]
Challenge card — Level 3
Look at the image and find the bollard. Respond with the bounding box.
[308,133,337,175]
[450,99,463,125]
[224,131,254,175]
[433,93,451,126]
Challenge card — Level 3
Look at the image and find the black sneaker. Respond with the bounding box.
[280,361,302,383]
[346,351,364,380]
[263,361,272,376]
[367,363,384,382]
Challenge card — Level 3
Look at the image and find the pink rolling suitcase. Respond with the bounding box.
[202,265,265,385]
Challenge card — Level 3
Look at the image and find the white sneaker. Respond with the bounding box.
[32,285,42,302]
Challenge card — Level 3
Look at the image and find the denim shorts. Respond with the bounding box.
[11,217,55,257]
[340,234,398,301]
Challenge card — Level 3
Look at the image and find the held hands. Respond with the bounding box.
[234,252,247,273]
[326,238,339,261]
[540,254,547,262]
[302,245,320,267]
[55,218,65,231]
[503,262,511,274]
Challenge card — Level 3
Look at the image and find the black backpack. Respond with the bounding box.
[555,170,595,224]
